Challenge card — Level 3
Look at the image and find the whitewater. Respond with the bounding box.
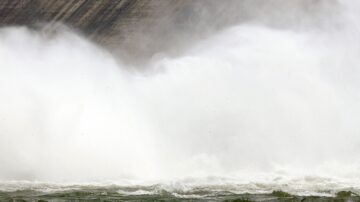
[0,0,360,197]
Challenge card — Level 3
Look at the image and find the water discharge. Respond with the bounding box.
[0,0,360,196]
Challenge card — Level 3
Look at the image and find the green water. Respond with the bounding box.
[1,187,359,202]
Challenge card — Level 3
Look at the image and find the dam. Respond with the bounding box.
[0,0,336,62]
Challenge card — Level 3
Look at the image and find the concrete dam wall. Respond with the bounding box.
[0,0,338,63]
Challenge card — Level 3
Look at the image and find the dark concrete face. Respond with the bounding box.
[0,0,339,65]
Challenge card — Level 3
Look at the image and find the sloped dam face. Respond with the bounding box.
[1,0,243,62]
[0,0,338,62]
[1,1,360,202]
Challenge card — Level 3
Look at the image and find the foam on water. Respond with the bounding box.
[0,0,360,195]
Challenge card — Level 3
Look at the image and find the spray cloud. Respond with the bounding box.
[0,0,359,193]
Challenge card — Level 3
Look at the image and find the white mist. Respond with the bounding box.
[0,0,359,194]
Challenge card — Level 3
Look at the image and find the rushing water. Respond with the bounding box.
[1,0,360,201]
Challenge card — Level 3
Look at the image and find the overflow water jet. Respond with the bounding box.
[0,0,360,199]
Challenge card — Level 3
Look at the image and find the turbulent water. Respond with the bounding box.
[1,0,360,201]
